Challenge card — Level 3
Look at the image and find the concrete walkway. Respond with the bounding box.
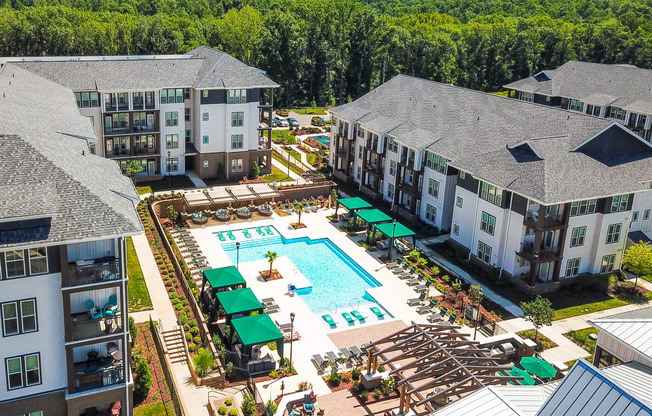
[186,169,207,188]
[271,156,307,184]
[416,241,523,317]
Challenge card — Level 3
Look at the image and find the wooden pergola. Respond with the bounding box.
[365,322,523,414]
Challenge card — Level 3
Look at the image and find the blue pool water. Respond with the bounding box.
[312,135,330,146]
[221,232,384,314]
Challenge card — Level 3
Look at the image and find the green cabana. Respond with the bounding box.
[356,209,393,244]
[230,314,284,367]
[201,265,246,296]
[214,288,264,324]
[334,197,372,220]
[376,221,416,260]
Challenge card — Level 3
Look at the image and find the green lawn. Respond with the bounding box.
[272,129,297,144]
[290,107,328,115]
[127,237,153,312]
[287,148,302,161]
[491,91,509,97]
[306,154,317,165]
[566,327,598,353]
[136,175,196,194]
[263,166,294,183]
[134,402,175,416]
[641,275,652,284]
[272,151,304,176]
[552,297,629,320]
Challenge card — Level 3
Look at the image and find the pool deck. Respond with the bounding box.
[188,208,464,403]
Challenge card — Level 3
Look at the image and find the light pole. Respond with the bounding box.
[167,150,171,188]
[388,219,397,261]
[236,242,240,270]
[289,312,295,374]
[473,288,484,340]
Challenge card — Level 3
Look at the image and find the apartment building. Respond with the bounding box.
[330,75,652,294]
[0,46,278,180]
[504,61,652,141]
[0,65,142,416]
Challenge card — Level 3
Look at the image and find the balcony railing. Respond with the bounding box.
[524,211,566,231]
[516,244,562,264]
[71,313,123,342]
[75,364,125,392]
[68,259,121,286]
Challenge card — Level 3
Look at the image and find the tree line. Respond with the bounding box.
[0,0,649,106]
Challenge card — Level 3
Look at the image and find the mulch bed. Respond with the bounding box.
[133,322,171,408]
[291,222,307,229]
[516,330,559,351]
[260,269,284,281]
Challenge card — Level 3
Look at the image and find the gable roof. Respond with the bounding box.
[504,61,652,115]
[590,306,652,362]
[2,46,278,91]
[0,65,142,248]
[331,75,652,204]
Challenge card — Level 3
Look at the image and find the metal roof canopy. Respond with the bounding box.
[215,288,263,317]
[201,266,246,295]
[364,322,522,414]
[230,313,285,365]
[376,221,417,260]
[356,209,393,244]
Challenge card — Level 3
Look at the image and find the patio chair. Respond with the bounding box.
[303,394,315,415]
[407,292,426,306]
[350,345,364,361]
[427,313,444,323]
[261,297,275,305]
[311,354,327,370]
[322,314,336,327]
[103,295,118,317]
[86,300,102,320]
[340,348,355,363]
[351,310,366,322]
[325,351,340,367]
[370,307,385,318]
[406,278,422,286]
[341,312,355,324]
[416,305,432,314]
[265,304,280,314]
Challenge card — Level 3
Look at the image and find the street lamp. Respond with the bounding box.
[289,312,296,374]
[388,219,397,261]
[236,242,240,270]
[473,288,484,340]
[167,150,171,188]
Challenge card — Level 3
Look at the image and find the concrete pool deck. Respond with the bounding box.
[187,207,478,403]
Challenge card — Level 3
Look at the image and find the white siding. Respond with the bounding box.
[596,332,652,368]
[67,239,116,262]
[630,190,652,233]
[160,100,186,174]
[450,186,477,249]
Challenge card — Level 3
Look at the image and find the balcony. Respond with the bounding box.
[71,313,123,342]
[132,145,158,156]
[516,243,562,264]
[75,362,125,393]
[336,147,349,157]
[400,181,420,196]
[104,123,130,135]
[523,211,566,231]
[68,259,121,287]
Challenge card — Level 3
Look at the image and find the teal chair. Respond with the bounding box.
[103,295,118,317]
[86,300,102,320]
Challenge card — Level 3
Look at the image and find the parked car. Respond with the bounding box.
[276,109,289,117]
[288,118,300,127]
[278,118,290,127]
[311,116,326,127]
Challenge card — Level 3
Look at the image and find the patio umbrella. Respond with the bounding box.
[520,356,557,379]
[506,366,535,385]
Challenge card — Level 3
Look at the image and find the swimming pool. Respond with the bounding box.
[220,230,387,316]
[312,135,330,146]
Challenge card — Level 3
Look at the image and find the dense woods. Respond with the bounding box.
[0,0,650,105]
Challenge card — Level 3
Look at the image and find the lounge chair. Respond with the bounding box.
[325,351,340,366]
[398,273,413,280]
[449,313,457,323]
[370,307,385,318]
[351,310,366,322]
[342,312,355,324]
[340,348,354,362]
[261,297,275,305]
[416,305,431,315]
[243,229,252,238]
[413,281,431,292]
[265,225,274,235]
[386,261,398,269]
[322,314,336,327]
[440,307,448,316]
[406,278,422,286]
[427,314,444,323]
[103,295,118,317]
[256,227,266,236]
[86,300,102,320]
[227,231,236,240]
[217,232,226,242]
[265,304,280,314]
[350,345,364,360]
[407,292,426,306]
[276,321,293,332]
[311,354,327,370]
[284,331,301,342]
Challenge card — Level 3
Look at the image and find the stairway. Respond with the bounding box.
[162,327,187,364]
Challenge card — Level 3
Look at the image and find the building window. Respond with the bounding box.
[388,183,395,200]
[28,248,47,275]
[166,157,179,173]
[565,258,581,277]
[428,179,439,198]
[161,88,184,104]
[477,241,492,264]
[610,194,629,213]
[6,353,40,390]
[5,250,25,278]
[356,167,361,180]
[185,130,191,142]
[165,112,178,127]
[389,160,396,177]
[19,412,43,416]
[460,171,465,179]
[387,137,398,153]
[426,204,437,222]
[184,108,191,122]
[517,256,530,268]
[231,112,244,127]
[606,223,622,244]
[202,136,209,144]
[601,254,616,273]
[568,99,584,112]
[480,212,496,235]
[202,113,209,121]
[570,199,597,216]
[88,142,96,155]
[166,134,179,149]
[645,210,651,220]
[231,159,243,173]
[1,299,37,337]
[608,106,626,121]
[229,135,243,149]
[203,160,208,168]
[202,90,208,98]
[358,145,363,159]
[456,197,463,208]
[425,152,447,174]
[453,224,459,236]
[75,92,99,108]
[633,211,639,221]
[520,92,534,102]
[570,226,586,247]
[525,226,535,236]
[480,181,502,206]
[228,89,247,104]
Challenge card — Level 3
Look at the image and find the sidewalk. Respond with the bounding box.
[186,169,207,188]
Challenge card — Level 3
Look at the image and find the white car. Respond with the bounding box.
[277,118,289,127]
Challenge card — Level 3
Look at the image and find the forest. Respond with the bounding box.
[0,0,650,106]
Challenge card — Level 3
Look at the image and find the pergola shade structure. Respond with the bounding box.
[230,314,284,365]
[201,266,246,295]
[365,322,522,414]
[228,185,257,204]
[247,183,282,200]
[215,288,264,325]
[206,188,235,205]
[182,190,212,207]
[375,221,416,259]
[356,208,393,243]
[334,197,372,221]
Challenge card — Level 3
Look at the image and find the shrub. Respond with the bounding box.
[193,336,202,345]
[329,369,342,386]
[193,348,214,376]
[342,372,351,382]
[190,327,200,335]
[189,320,197,328]
[182,300,189,307]
[373,389,381,399]
[165,281,173,287]
[267,342,277,350]
[129,316,137,344]
[185,333,192,342]
[264,399,278,415]
[377,365,386,372]
[352,368,361,381]
[134,358,153,398]
[175,304,183,311]
[170,293,178,299]
[351,381,361,392]
[229,409,238,416]
[218,406,227,415]
[179,315,188,325]
[172,298,180,305]
[298,381,311,391]
[269,370,278,378]
[225,362,235,378]
[161,270,168,275]
[360,390,369,402]
[183,324,190,332]
[156,259,164,265]
[188,342,196,352]
[381,376,396,395]
[225,398,233,406]
[241,394,256,416]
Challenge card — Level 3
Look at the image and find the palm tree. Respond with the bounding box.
[295,203,305,226]
[264,251,278,277]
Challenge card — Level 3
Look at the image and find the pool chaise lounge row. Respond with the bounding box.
[311,346,366,371]
[324,306,384,327]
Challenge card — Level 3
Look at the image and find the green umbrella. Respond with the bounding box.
[506,366,535,385]
[520,357,557,379]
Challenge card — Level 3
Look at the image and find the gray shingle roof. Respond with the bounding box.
[0,65,142,249]
[504,61,652,114]
[331,75,652,204]
[4,46,278,91]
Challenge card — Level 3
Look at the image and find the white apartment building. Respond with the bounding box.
[331,75,652,294]
[0,46,278,180]
[0,65,142,415]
